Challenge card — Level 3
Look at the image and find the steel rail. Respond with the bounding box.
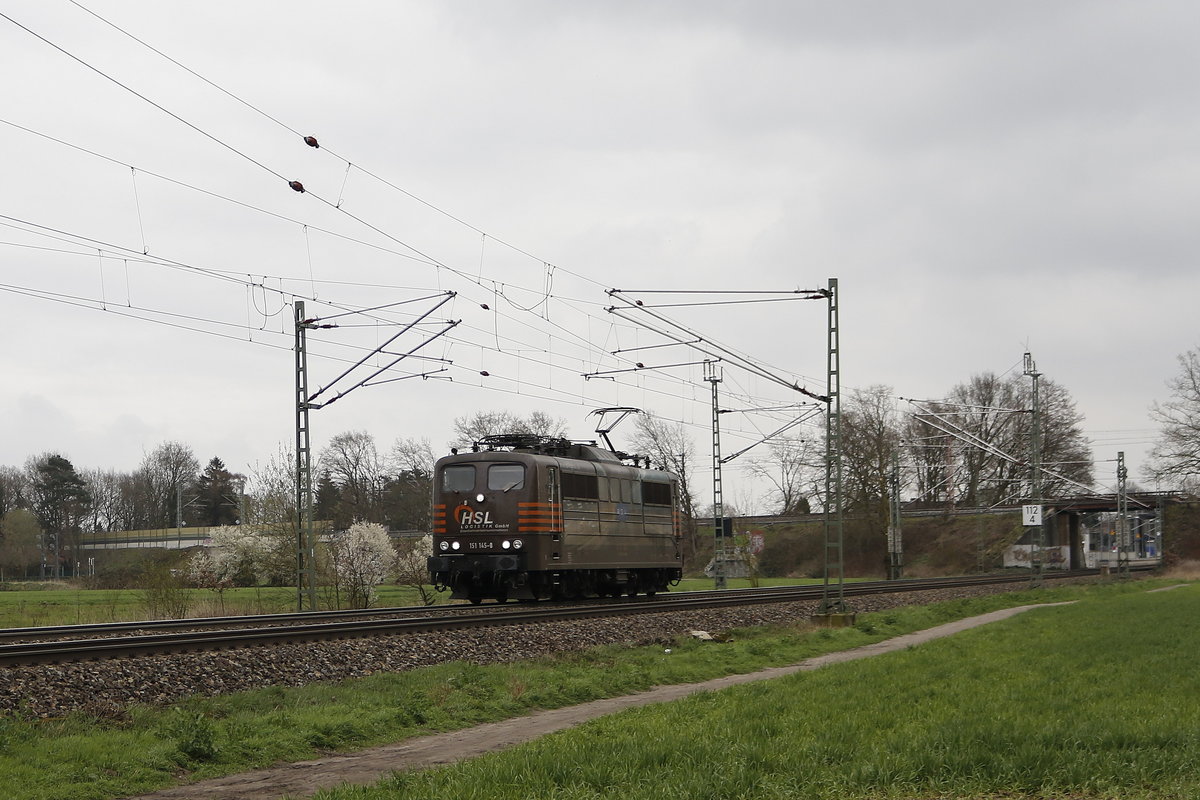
[0,570,1071,644]
[0,569,1127,667]
[0,603,464,644]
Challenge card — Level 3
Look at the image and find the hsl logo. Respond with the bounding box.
[455,504,493,526]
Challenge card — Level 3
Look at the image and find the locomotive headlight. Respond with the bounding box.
[512,539,523,550]
[476,493,485,503]
[501,540,512,550]
[439,540,449,552]
[451,541,461,551]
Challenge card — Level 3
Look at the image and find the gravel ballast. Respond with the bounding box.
[0,580,1087,718]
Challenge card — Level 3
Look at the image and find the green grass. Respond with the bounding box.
[0,584,452,628]
[0,578,1191,800]
[317,581,1200,800]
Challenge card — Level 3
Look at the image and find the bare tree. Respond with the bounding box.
[137,442,200,528]
[839,386,903,519]
[628,414,700,558]
[319,431,386,526]
[1149,345,1200,488]
[0,509,41,579]
[450,410,568,448]
[905,407,954,507]
[1034,379,1093,496]
[935,372,1092,505]
[939,373,1025,506]
[242,444,302,586]
[744,435,818,515]
[81,468,124,532]
[0,466,29,518]
[385,437,437,532]
[390,437,436,475]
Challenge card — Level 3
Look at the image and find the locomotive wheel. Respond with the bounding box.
[468,595,483,605]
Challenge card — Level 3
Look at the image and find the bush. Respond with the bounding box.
[138,563,193,619]
[165,710,219,763]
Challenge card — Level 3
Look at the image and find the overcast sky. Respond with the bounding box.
[2,0,1196,507]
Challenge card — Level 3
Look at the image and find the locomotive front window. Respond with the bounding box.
[488,463,525,491]
[441,465,476,492]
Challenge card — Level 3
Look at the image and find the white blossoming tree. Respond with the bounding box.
[327,521,395,609]
[189,524,270,612]
[394,533,436,605]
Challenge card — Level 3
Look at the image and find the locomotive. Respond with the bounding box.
[426,434,684,603]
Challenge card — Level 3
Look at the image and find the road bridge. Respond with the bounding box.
[1008,491,1182,570]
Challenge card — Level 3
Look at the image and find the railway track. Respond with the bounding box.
[0,570,1120,667]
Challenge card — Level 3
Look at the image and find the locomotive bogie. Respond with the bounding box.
[427,439,683,603]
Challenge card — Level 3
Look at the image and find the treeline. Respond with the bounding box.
[0,410,569,579]
[0,374,1103,581]
[0,435,436,579]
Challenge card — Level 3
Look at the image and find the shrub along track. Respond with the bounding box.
[0,573,1103,718]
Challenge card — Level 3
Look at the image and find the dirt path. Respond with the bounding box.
[124,603,1072,800]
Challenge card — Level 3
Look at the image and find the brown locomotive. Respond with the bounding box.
[426,435,684,603]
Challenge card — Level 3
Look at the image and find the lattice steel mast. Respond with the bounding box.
[1117,451,1130,577]
[707,361,727,589]
[818,278,846,614]
[294,302,318,611]
[887,450,903,580]
[1024,352,1044,587]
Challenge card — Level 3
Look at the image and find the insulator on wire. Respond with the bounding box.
[289,180,305,193]
[304,135,320,148]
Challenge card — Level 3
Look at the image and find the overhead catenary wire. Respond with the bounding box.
[2,117,672,384]
[21,3,832,419]
[3,203,841,491]
[54,1,610,294]
[4,5,855,488]
[606,294,828,402]
[1,16,821,409]
[903,397,1115,498]
[1,10,290,187]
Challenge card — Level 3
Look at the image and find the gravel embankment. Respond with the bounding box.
[0,580,1087,718]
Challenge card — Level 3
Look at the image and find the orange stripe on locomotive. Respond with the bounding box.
[517,501,562,533]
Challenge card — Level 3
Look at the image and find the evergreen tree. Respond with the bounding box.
[28,453,91,577]
[195,457,245,526]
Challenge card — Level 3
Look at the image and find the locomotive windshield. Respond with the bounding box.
[487,463,525,491]
[441,465,475,492]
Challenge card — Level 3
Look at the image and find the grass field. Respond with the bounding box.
[319,581,1200,800]
[0,584,439,628]
[0,577,1194,799]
